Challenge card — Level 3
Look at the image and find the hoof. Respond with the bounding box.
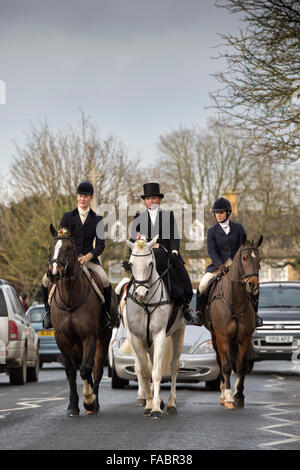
[67,409,80,417]
[150,411,162,419]
[86,410,98,415]
[167,406,177,415]
[84,401,99,413]
[224,401,235,410]
[220,398,225,406]
[144,408,151,416]
[136,398,146,407]
[234,399,244,409]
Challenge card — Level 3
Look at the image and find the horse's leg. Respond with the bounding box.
[233,337,252,408]
[212,334,225,405]
[90,332,112,414]
[134,354,146,407]
[80,334,98,412]
[167,327,185,415]
[55,335,80,417]
[131,334,153,415]
[216,332,235,410]
[150,329,166,419]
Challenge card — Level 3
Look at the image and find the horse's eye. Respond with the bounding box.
[242,256,247,261]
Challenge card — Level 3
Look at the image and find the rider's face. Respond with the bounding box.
[144,196,161,210]
[77,194,93,210]
[215,210,228,223]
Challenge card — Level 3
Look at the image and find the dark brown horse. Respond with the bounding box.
[204,234,263,409]
[47,224,118,416]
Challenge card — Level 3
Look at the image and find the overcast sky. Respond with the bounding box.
[0,0,240,176]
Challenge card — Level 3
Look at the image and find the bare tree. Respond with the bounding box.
[158,119,258,208]
[211,0,300,162]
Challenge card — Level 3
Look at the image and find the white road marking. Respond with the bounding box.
[0,397,65,420]
[257,375,300,448]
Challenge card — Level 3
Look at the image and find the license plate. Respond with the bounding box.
[265,336,293,343]
[38,330,55,336]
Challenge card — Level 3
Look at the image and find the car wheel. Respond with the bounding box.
[27,353,40,382]
[111,364,129,389]
[9,349,27,385]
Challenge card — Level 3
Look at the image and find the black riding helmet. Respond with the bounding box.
[212,197,232,218]
[77,181,94,196]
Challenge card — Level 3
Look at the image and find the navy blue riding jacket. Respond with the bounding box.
[59,208,105,265]
[206,220,246,273]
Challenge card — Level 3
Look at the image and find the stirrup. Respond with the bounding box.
[193,311,203,327]
[255,314,263,328]
[43,309,52,329]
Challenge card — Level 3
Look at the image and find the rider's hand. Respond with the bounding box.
[78,253,93,265]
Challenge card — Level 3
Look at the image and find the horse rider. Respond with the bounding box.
[41,181,112,329]
[125,182,195,323]
[195,197,263,327]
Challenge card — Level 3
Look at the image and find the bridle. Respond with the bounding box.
[130,251,154,288]
[238,246,260,282]
[48,236,82,281]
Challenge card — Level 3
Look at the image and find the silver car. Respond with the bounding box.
[108,293,220,390]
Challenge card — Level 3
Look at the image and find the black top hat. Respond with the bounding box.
[141,182,164,199]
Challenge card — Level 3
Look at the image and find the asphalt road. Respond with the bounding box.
[0,360,299,454]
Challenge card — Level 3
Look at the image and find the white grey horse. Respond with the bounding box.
[125,235,185,419]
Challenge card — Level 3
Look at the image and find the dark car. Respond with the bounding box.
[253,281,300,361]
[26,304,61,367]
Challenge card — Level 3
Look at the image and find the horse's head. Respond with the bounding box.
[237,234,263,295]
[126,235,158,302]
[48,224,78,282]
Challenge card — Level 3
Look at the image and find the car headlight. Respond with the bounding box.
[192,340,215,354]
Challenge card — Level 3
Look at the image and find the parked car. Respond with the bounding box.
[108,291,220,390]
[0,280,39,384]
[253,281,300,361]
[26,304,61,367]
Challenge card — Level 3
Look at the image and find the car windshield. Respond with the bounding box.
[259,286,300,308]
[28,308,45,322]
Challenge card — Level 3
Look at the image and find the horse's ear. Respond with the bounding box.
[147,234,159,249]
[50,224,57,237]
[241,233,247,245]
[126,240,135,251]
[255,235,263,248]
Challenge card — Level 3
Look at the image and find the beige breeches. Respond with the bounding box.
[42,261,109,288]
[198,258,232,294]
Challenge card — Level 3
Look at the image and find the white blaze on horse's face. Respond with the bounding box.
[52,240,62,275]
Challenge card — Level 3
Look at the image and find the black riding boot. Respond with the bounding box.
[41,284,52,329]
[101,285,112,329]
[193,290,204,326]
[181,304,195,324]
[251,294,263,328]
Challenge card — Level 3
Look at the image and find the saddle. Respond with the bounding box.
[200,270,227,334]
[88,269,104,295]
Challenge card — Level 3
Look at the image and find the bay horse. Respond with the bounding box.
[204,234,263,409]
[47,224,118,416]
[125,235,185,419]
